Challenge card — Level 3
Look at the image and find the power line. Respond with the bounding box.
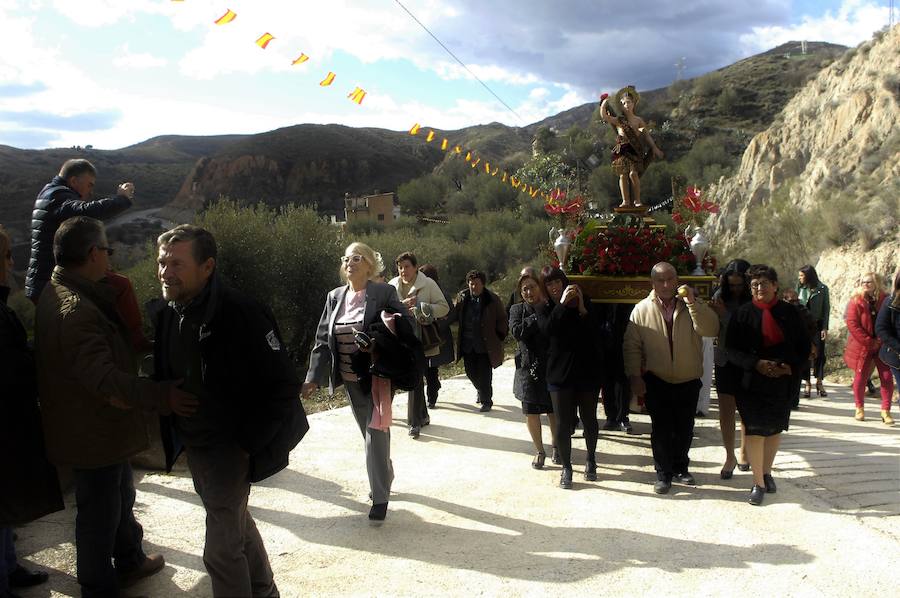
[392,0,526,125]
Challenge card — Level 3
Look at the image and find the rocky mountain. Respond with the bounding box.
[708,25,899,330]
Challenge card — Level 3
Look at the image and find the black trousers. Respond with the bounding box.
[601,374,631,424]
[463,352,493,405]
[425,366,441,405]
[550,389,599,468]
[408,376,429,427]
[642,373,702,481]
[804,331,826,381]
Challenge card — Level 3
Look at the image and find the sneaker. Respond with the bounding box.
[118,554,165,588]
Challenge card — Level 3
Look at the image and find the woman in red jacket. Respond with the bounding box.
[844,272,894,424]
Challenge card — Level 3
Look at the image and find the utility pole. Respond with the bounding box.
[674,57,687,81]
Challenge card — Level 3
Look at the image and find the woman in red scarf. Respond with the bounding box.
[725,265,811,506]
[844,273,894,424]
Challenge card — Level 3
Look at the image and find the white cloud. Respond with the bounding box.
[431,61,541,86]
[739,0,889,54]
[112,44,167,69]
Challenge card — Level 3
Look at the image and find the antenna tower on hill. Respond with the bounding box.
[674,57,687,81]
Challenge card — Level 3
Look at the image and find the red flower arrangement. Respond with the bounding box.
[568,223,695,275]
[672,186,719,229]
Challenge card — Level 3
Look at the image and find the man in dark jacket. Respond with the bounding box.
[154,224,307,598]
[452,270,508,412]
[35,217,196,597]
[26,159,135,302]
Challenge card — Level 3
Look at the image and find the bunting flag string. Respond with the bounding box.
[174,2,562,199]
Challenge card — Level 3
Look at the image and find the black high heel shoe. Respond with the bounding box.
[816,382,828,397]
[532,452,546,469]
[737,462,750,472]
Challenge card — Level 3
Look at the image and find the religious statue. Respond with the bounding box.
[599,86,664,208]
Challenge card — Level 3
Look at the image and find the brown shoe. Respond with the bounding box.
[118,553,165,588]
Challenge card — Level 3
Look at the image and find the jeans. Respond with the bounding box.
[73,462,146,598]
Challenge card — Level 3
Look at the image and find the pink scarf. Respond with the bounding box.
[369,311,399,432]
[752,297,784,347]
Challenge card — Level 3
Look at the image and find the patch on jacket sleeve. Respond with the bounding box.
[59,292,80,317]
[265,329,282,351]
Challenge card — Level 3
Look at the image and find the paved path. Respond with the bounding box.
[14,363,900,597]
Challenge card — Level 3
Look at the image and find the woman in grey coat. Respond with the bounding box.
[302,242,412,524]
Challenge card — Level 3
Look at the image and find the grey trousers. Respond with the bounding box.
[187,444,278,598]
[345,381,394,504]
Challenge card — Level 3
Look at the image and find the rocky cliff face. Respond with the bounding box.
[708,26,900,330]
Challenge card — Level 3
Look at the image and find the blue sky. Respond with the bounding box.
[0,0,891,149]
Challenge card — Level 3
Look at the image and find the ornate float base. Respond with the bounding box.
[570,275,716,304]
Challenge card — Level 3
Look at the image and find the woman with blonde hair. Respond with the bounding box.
[302,242,412,523]
[844,272,894,424]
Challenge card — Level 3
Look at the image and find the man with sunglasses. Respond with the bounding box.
[26,159,135,303]
[34,216,198,597]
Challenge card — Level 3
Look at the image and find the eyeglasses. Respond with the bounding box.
[750,280,773,290]
[340,254,365,264]
[95,246,114,257]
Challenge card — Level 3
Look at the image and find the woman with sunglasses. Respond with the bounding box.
[844,272,894,424]
[725,265,810,505]
[303,242,412,524]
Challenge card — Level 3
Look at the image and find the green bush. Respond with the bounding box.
[694,72,724,97]
[397,174,448,216]
[125,199,342,367]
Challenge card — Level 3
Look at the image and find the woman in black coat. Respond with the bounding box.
[725,265,810,506]
[874,270,900,405]
[0,226,62,594]
[540,267,602,489]
[509,269,557,469]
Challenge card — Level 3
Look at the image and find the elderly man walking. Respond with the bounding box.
[34,216,197,597]
[155,224,307,597]
[624,262,718,494]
